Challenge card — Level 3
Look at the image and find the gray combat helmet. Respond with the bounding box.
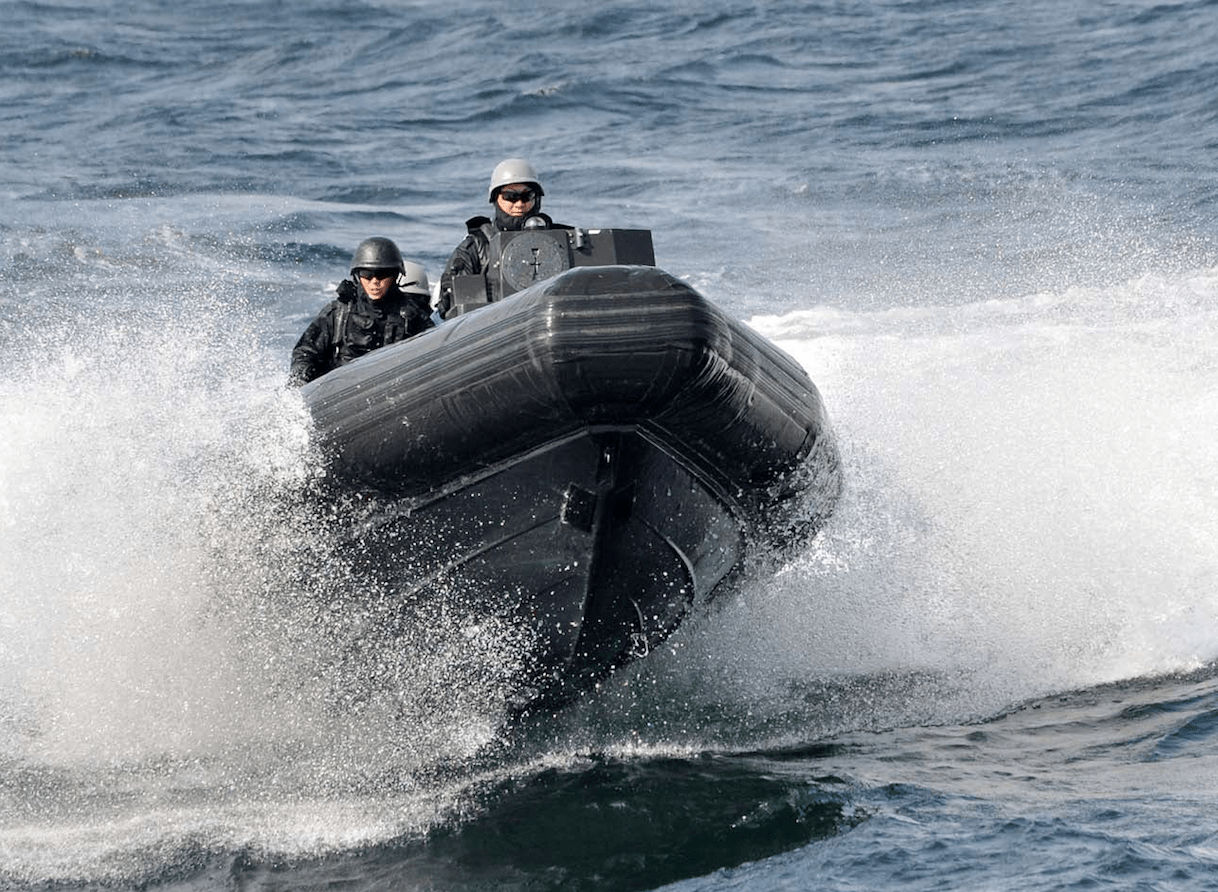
[399,260,430,297]
[349,236,404,274]
[487,158,544,202]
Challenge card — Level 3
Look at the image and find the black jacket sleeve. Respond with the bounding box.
[437,217,492,318]
[404,293,436,336]
[288,302,340,386]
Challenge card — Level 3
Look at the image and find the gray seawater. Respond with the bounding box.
[2,0,1218,889]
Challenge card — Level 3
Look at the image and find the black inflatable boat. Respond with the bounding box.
[300,231,840,708]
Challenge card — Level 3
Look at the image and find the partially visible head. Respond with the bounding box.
[488,157,544,218]
[398,260,430,297]
[350,236,404,300]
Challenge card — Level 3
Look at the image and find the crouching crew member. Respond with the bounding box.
[289,237,433,386]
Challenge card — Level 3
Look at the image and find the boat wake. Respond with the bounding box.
[1,265,1217,887]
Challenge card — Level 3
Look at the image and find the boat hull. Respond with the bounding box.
[301,265,839,706]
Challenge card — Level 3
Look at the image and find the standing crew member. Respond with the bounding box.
[436,157,570,319]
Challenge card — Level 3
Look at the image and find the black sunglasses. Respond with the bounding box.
[357,268,398,280]
[498,189,536,204]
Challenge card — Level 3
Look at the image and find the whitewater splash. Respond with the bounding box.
[2,295,287,751]
[1,263,1217,882]
[0,289,526,774]
[430,263,1218,752]
[4,266,1217,759]
[0,285,546,884]
[741,265,1218,714]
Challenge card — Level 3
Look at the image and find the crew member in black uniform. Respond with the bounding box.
[436,157,570,319]
[288,237,433,386]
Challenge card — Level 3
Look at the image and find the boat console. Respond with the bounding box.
[448,226,655,316]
